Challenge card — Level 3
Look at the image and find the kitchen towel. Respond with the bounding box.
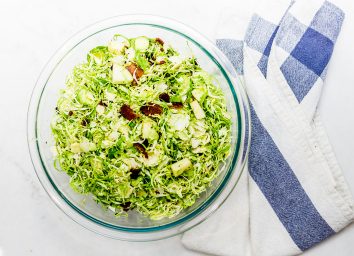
[182,0,354,255]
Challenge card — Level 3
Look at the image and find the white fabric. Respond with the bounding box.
[182,0,354,255]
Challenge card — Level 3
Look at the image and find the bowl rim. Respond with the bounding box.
[27,14,251,240]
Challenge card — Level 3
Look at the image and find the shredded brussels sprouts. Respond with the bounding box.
[51,35,232,220]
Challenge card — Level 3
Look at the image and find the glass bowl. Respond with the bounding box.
[27,14,250,241]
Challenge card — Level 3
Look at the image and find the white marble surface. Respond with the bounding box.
[0,0,354,255]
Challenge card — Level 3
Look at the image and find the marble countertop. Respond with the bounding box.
[1,0,353,255]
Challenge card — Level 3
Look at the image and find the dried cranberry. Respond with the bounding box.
[133,143,148,158]
[120,202,131,211]
[170,102,183,109]
[98,100,107,107]
[159,93,170,103]
[156,37,164,45]
[126,63,144,80]
[140,103,163,116]
[130,168,141,179]
[120,104,138,120]
[81,119,89,126]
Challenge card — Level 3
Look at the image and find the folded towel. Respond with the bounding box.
[182,0,354,255]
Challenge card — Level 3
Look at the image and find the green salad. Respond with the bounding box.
[51,34,232,220]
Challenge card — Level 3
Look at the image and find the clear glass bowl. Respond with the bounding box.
[27,15,250,241]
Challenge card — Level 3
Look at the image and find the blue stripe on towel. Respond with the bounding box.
[310,0,345,42]
[248,105,335,250]
[280,56,318,102]
[245,15,278,55]
[257,26,279,77]
[276,1,344,102]
[216,39,244,75]
[290,27,334,77]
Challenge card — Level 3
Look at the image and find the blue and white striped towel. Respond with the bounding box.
[182,0,354,255]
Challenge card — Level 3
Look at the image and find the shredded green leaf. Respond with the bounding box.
[51,35,232,220]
